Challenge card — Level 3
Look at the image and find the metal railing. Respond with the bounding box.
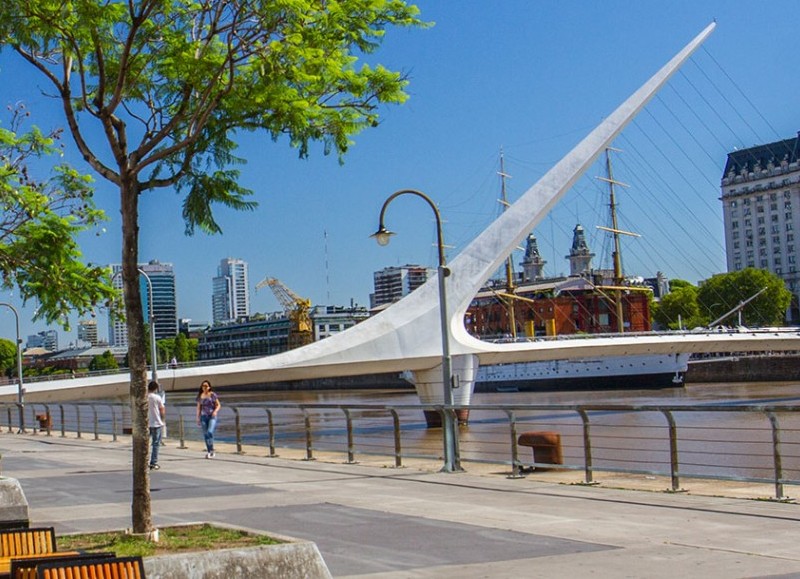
[2,401,797,500]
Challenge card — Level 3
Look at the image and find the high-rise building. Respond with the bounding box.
[212,258,249,324]
[108,260,179,345]
[721,133,800,322]
[141,260,178,340]
[370,265,431,309]
[77,319,98,346]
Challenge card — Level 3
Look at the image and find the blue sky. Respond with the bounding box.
[2,1,800,344]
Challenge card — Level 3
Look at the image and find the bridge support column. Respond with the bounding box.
[412,354,478,427]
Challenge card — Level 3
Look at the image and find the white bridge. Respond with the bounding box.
[7,22,800,404]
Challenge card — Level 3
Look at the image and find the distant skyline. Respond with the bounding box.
[2,1,800,344]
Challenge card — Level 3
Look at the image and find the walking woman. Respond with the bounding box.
[196,380,221,458]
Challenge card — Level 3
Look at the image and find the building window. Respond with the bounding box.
[773,236,781,245]
[790,255,797,264]
[758,217,765,225]
[733,241,740,249]
[789,245,795,254]
[771,193,777,201]
[757,205,764,213]
[785,201,792,209]
[788,223,794,231]
[730,200,738,207]
[761,259,768,267]
[776,267,783,274]
[758,227,766,236]
[785,191,792,199]
[734,261,742,270]
[732,221,739,229]
[788,234,795,242]
[756,195,764,202]
[786,212,793,221]
[744,219,752,227]
[775,256,782,264]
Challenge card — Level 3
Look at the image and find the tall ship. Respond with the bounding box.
[473,149,688,392]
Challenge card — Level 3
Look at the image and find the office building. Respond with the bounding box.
[141,260,178,340]
[370,265,432,309]
[77,319,98,346]
[108,260,179,346]
[212,258,250,324]
[721,133,800,322]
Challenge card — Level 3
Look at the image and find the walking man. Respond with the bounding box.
[148,381,166,470]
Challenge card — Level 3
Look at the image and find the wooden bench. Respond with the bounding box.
[8,552,108,579]
[0,529,56,558]
[35,556,145,579]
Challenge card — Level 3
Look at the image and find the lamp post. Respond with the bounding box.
[111,269,158,384]
[371,189,459,472]
[0,302,25,432]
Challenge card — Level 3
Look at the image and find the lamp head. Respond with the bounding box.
[370,225,395,247]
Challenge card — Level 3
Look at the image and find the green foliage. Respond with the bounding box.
[697,268,791,327]
[653,283,703,329]
[88,350,119,372]
[668,279,693,290]
[0,0,426,234]
[0,107,117,326]
[0,337,15,375]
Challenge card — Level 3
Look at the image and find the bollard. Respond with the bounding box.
[517,431,563,470]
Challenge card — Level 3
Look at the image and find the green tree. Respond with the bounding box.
[0,106,116,326]
[653,283,703,329]
[1,0,423,533]
[0,337,15,377]
[88,350,119,372]
[697,268,791,327]
[173,333,193,363]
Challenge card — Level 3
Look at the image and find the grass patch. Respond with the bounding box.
[58,523,282,557]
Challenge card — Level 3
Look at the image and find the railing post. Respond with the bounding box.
[765,411,786,500]
[6,406,12,433]
[389,409,402,468]
[302,407,315,461]
[59,405,66,438]
[231,406,243,454]
[577,409,595,485]
[265,408,277,458]
[75,405,82,439]
[43,404,52,437]
[178,414,187,449]
[109,404,117,441]
[90,404,100,440]
[661,410,682,492]
[506,410,524,479]
[342,408,356,464]
[29,405,39,435]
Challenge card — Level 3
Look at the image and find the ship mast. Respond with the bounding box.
[499,150,517,339]
[596,147,640,333]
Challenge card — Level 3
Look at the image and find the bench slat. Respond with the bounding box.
[0,529,56,557]
[35,556,144,579]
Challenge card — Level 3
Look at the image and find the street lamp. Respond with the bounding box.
[111,269,158,384]
[371,189,459,472]
[0,302,25,432]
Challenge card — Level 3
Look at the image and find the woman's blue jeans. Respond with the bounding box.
[200,414,217,452]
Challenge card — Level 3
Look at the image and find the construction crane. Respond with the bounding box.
[255,277,313,349]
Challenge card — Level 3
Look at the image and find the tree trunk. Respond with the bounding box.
[120,176,152,534]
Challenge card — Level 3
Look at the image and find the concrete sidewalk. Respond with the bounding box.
[1,433,798,578]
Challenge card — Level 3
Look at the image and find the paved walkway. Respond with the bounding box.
[1,433,798,578]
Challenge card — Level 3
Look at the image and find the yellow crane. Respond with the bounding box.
[255,277,313,349]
